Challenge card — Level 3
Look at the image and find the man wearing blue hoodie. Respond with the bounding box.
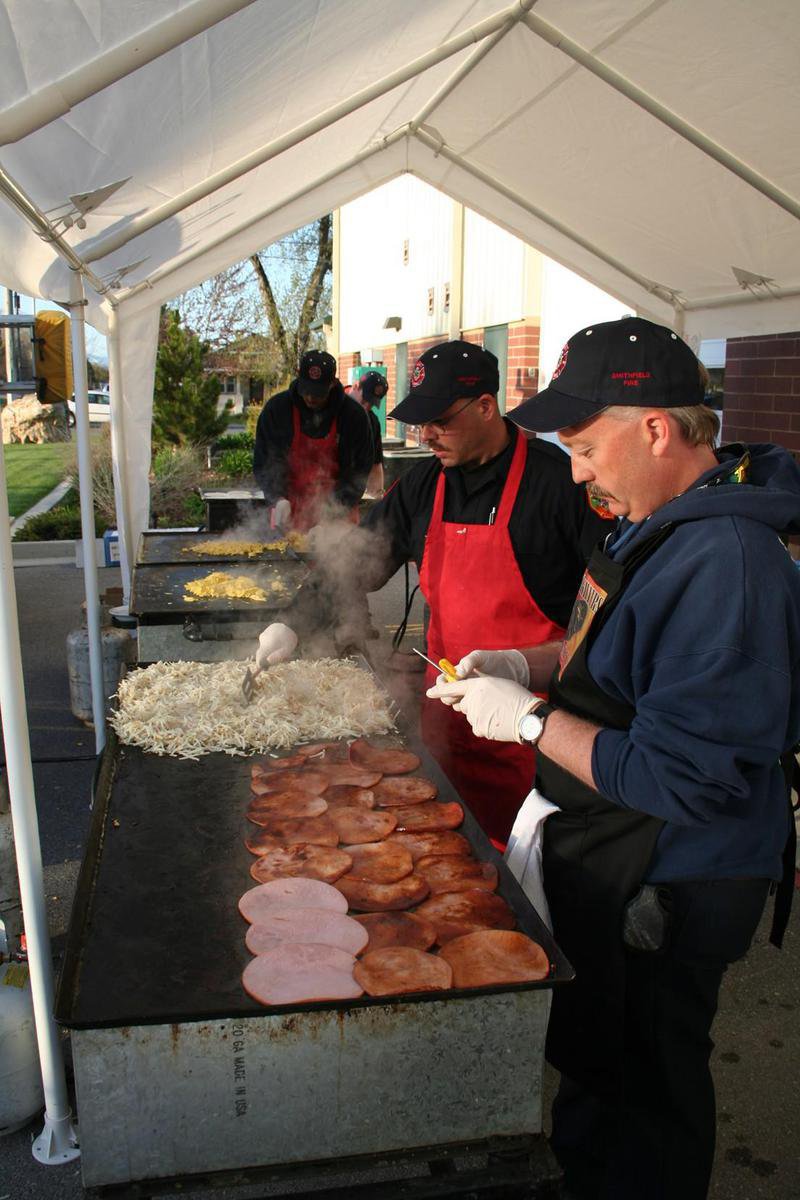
[427,317,800,1200]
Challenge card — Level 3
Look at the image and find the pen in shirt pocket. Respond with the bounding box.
[488,506,497,525]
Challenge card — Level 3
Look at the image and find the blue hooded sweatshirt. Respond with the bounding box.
[588,444,800,883]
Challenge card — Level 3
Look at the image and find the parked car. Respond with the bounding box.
[67,390,111,426]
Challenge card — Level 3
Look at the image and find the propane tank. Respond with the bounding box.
[66,625,132,724]
[0,959,44,1135]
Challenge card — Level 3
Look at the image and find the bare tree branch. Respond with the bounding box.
[294,214,332,363]
[250,252,291,372]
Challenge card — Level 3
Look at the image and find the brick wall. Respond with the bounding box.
[337,350,361,379]
[723,332,800,453]
[506,320,540,414]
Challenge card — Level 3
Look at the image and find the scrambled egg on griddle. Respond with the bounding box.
[184,571,274,603]
[186,531,307,557]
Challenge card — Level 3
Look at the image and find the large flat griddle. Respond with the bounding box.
[56,727,572,1030]
[130,559,309,619]
[136,531,308,566]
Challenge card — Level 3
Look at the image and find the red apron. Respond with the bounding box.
[419,429,566,848]
[286,406,358,532]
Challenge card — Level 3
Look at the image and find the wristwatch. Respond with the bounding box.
[518,701,554,747]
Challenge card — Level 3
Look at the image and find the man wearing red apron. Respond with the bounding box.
[253,349,373,532]
[362,340,604,847]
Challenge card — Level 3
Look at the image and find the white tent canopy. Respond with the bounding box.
[1,0,799,577]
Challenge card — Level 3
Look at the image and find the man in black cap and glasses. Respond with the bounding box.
[426,316,800,1199]
[352,338,604,849]
[253,349,373,532]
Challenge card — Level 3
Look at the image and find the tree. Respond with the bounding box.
[172,216,333,397]
[249,215,333,385]
[152,309,232,448]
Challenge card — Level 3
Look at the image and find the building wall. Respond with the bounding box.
[506,320,540,411]
[461,210,527,330]
[338,177,453,355]
[336,177,627,444]
[722,332,800,452]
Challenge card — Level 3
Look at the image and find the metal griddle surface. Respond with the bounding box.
[56,733,572,1029]
[130,560,308,617]
[136,531,308,565]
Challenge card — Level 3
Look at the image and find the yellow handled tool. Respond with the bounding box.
[412,648,458,682]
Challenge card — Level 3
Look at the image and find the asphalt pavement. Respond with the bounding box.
[0,560,797,1199]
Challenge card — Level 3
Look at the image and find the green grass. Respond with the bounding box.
[4,442,74,518]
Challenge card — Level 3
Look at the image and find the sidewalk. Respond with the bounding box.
[9,477,73,537]
[0,562,797,1199]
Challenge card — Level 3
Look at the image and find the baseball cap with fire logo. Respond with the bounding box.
[298,349,337,397]
[389,340,500,424]
[511,316,705,433]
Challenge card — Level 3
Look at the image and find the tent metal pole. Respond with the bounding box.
[522,11,800,222]
[119,131,407,308]
[82,0,535,264]
[409,0,536,133]
[683,284,800,311]
[0,0,259,145]
[68,272,106,751]
[105,305,134,603]
[411,127,675,313]
[0,163,111,299]
[0,430,80,1166]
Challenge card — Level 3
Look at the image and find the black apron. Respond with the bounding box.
[539,524,674,1098]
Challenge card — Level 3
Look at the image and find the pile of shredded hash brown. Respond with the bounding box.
[110,659,395,758]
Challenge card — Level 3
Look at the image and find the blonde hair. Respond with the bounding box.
[607,403,719,448]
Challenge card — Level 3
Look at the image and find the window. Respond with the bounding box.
[224,376,236,393]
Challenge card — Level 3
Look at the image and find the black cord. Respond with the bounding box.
[391,560,420,651]
[0,754,99,769]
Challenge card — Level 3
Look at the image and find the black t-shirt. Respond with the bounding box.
[367,408,383,466]
[363,423,607,629]
[253,379,373,508]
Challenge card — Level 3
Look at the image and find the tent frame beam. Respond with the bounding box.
[683,284,800,312]
[411,125,678,315]
[119,131,407,308]
[81,0,538,265]
[408,0,537,134]
[0,162,112,298]
[0,0,259,145]
[522,10,800,222]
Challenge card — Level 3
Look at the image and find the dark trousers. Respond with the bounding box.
[550,877,770,1200]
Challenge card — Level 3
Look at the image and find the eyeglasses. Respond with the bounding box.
[407,397,477,435]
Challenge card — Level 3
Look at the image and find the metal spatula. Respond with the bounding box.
[242,663,263,704]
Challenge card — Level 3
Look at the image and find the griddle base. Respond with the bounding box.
[84,1134,562,1199]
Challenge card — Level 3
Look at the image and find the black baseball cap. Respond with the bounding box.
[360,370,388,406]
[511,317,705,434]
[298,349,337,397]
[389,340,500,424]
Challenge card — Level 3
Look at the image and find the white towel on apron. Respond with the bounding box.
[504,787,560,932]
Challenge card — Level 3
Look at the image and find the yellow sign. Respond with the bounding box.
[34,310,72,404]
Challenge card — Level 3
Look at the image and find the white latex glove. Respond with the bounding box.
[426,675,538,743]
[255,622,298,670]
[455,648,530,687]
[271,498,291,531]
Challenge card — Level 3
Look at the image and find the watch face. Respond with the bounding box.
[520,712,544,744]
